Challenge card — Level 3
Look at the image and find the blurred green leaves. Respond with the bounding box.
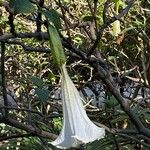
[9,0,36,14]
[31,76,44,88]
[34,88,50,102]
[31,76,50,102]
[105,95,119,108]
[0,0,3,6]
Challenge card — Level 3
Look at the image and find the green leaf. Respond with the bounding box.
[9,0,36,14]
[144,113,150,121]
[0,0,3,6]
[86,135,113,150]
[105,96,119,108]
[43,9,61,29]
[31,76,44,88]
[140,109,150,121]
[82,15,94,22]
[47,23,66,67]
[48,72,56,84]
[111,114,128,123]
[34,88,50,102]
[62,0,70,3]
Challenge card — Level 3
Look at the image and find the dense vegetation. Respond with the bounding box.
[0,0,150,149]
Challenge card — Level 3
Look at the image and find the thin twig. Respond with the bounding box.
[36,0,44,33]
[117,133,150,148]
[0,133,36,141]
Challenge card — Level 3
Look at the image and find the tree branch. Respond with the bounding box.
[1,42,8,116]
[0,115,57,140]
[0,133,36,141]
[89,58,150,138]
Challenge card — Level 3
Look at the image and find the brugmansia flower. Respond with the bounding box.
[51,64,105,149]
[45,20,105,149]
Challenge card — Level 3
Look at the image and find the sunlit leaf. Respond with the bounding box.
[46,23,66,67]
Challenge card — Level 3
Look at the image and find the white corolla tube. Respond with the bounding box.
[51,64,105,149]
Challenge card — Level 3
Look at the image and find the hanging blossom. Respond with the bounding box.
[51,64,105,149]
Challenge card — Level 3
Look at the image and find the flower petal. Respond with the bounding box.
[51,64,105,149]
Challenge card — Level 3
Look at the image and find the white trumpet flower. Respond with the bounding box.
[51,64,105,149]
